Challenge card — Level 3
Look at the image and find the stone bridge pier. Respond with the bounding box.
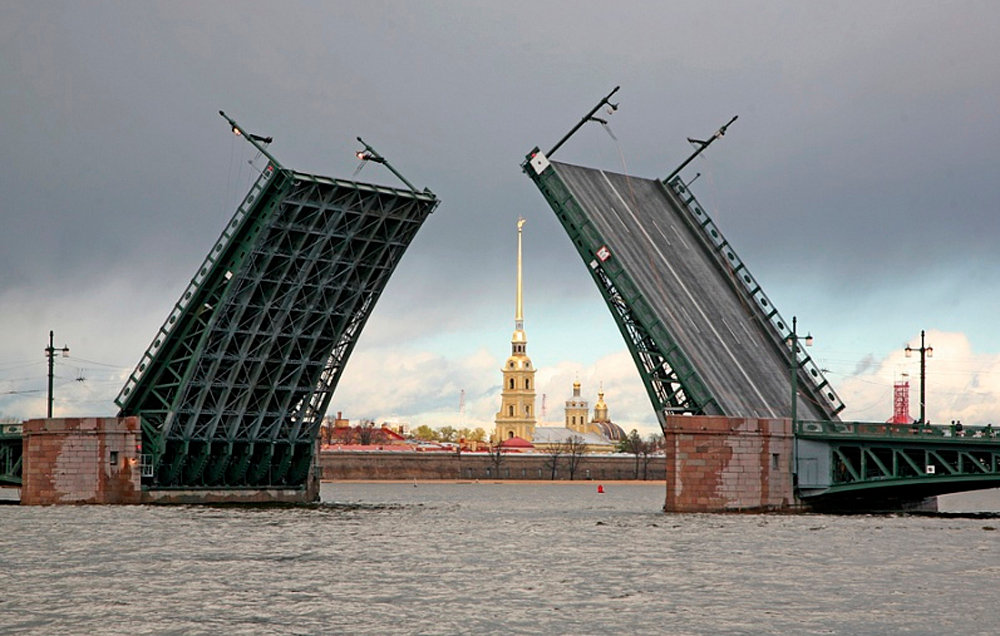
[663,415,797,512]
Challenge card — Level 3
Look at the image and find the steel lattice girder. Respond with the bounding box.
[796,421,1000,499]
[0,429,22,486]
[830,443,1000,485]
[118,161,438,489]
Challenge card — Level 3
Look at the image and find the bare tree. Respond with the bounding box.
[357,419,376,445]
[543,443,563,480]
[639,433,664,480]
[487,438,506,478]
[564,434,587,481]
[623,429,642,479]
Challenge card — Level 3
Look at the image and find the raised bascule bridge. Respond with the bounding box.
[8,100,1000,511]
[523,88,1000,512]
[110,114,439,500]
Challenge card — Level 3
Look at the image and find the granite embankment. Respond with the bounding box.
[319,450,665,481]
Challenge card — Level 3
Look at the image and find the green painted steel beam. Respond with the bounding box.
[0,429,23,486]
[523,149,720,426]
[798,419,1000,500]
[665,178,845,420]
[118,132,439,491]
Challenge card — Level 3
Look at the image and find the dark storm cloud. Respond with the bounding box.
[2,1,999,419]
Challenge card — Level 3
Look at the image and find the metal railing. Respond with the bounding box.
[667,178,846,418]
[115,164,277,408]
[797,420,1000,442]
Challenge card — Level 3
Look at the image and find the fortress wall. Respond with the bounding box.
[320,450,666,483]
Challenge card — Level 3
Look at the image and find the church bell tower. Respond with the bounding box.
[494,217,537,441]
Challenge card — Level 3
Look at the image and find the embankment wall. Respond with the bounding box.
[320,450,665,482]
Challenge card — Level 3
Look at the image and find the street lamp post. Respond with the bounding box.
[786,316,813,427]
[44,330,69,418]
[905,330,933,424]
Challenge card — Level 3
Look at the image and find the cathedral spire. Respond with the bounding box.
[511,217,527,352]
[515,216,525,331]
[495,216,536,443]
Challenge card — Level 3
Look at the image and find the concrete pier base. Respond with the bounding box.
[141,473,320,505]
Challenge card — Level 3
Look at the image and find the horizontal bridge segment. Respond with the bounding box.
[796,420,1000,502]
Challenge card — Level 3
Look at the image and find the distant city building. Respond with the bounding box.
[493,219,623,454]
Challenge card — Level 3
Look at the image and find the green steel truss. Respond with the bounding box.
[523,150,722,425]
[796,420,1000,502]
[0,423,22,485]
[666,178,845,420]
[117,153,438,490]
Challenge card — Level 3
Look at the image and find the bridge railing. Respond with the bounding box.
[115,163,278,409]
[797,419,1000,442]
[0,422,23,437]
[666,178,845,419]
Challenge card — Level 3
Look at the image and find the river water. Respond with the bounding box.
[2,482,998,635]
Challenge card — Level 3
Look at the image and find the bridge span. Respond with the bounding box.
[523,97,997,511]
[112,116,439,497]
[797,421,1000,509]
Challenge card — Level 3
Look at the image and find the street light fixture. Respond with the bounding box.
[905,330,933,424]
[785,316,812,427]
[44,330,69,418]
[354,137,418,193]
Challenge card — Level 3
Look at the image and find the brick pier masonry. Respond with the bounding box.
[22,417,143,504]
[20,417,318,505]
[19,415,797,511]
[664,414,796,512]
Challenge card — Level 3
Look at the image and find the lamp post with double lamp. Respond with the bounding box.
[44,330,69,418]
[786,316,813,427]
[905,330,933,425]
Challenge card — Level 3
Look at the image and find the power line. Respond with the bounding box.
[63,355,130,370]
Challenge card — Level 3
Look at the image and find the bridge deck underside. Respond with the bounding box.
[119,167,437,489]
[550,162,822,420]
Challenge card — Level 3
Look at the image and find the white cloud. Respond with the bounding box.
[329,346,500,427]
[835,331,1000,426]
[329,344,661,437]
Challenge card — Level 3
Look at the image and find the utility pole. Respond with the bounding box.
[905,330,933,424]
[45,330,69,418]
[786,317,813,428]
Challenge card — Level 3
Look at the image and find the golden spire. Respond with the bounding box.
[515,216,525,330]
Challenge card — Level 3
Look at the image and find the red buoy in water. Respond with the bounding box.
[597,484,604,493]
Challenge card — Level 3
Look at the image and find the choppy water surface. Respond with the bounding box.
[2,483,999,635]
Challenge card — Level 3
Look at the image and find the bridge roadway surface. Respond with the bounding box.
[550,161,824,420]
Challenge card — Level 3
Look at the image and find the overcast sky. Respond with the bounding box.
[2,1,999,434]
